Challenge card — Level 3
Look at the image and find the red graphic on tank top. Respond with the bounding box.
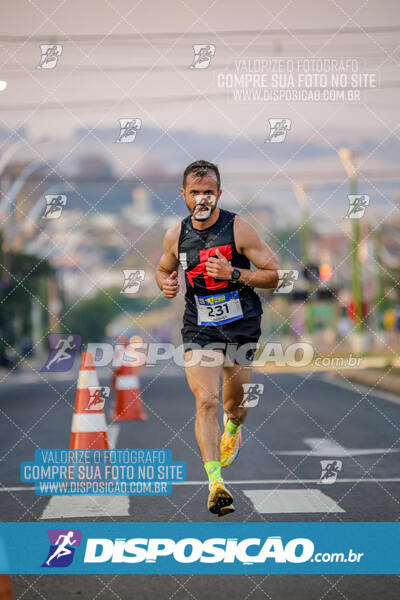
[186,244,232,291]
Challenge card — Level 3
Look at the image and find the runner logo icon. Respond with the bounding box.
[116,119,142,143]
[42,529,82,567]
[36,44,63,69]
[345,194,370,219]
[41,334,82,372]
[42,194,67,219]
[87,386,110,410]
[265,118,291,143]
[120,270,145,294]
[274,270,299,294]
[239,383,264,408]
[189,45,216,69]
[319,460,342,484]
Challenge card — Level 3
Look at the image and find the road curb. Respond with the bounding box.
[334,368,400,395]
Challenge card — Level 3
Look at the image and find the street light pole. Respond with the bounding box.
[293,183,314,335]
[349,176,363,331]
[372,218,385,331]
[338,148,364,332]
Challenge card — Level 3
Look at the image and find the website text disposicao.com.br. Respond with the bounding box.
[37,480,166,494]
[82,536,364,565]
[83,341,363,369]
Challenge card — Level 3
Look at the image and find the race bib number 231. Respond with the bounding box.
[195,291,243,326]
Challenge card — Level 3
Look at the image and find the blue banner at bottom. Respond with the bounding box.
[0,522,398,574]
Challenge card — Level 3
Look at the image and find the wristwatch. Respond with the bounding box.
[231,267,241,282]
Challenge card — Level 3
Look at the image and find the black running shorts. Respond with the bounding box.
[181,316,262,365]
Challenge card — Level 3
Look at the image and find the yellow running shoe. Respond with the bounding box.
[207,478,235,516]
[220,417,242,467]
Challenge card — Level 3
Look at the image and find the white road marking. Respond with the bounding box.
[38,423,121,519]
[4,477,400,493]
[0,487,36,492]
[40,495,129,519]
[242,489,345,513]
[275,437,399,456]
[319,374,400,406]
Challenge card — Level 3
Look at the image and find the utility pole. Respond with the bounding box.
[338,149,364,332]
[293,183,314,335]
[373,221,385,330]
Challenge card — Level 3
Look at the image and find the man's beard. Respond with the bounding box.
[190,193,217,221]
[192,203,215,221]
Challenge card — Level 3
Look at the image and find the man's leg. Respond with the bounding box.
[222,362,252,424]
[184,349,234,516]
[184,349,223,462]
[220,363,252,467]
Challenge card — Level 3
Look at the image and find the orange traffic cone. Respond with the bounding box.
[0,575,13,599]
[111,335,129,391]
[70,352,110,449]
[113,363,147,421]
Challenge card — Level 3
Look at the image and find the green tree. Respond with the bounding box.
[62,287,168,343]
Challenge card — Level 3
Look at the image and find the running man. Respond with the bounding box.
[156,160,279,516]
[45,335,76,370]
[45,531,77,566]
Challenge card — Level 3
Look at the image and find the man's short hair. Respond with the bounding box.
[182,160,221,189]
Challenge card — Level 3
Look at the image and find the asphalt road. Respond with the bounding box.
[1,363,400,599]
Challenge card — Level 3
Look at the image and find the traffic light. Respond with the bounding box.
[319,263,333,281]
[303,263,333,282]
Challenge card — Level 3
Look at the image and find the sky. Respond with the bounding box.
[0,0,399,219]
[0,0,399,135]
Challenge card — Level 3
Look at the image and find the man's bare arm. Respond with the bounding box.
[205,217,279,289]
[235,218,279,288]
[156,225,180,298]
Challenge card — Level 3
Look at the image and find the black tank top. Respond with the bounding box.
[178,208,263,325]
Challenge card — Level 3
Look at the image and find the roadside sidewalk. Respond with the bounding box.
[0,355,44,383]
[257,353,400,396]
[334,366,400,395]
[0,354,78,385]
